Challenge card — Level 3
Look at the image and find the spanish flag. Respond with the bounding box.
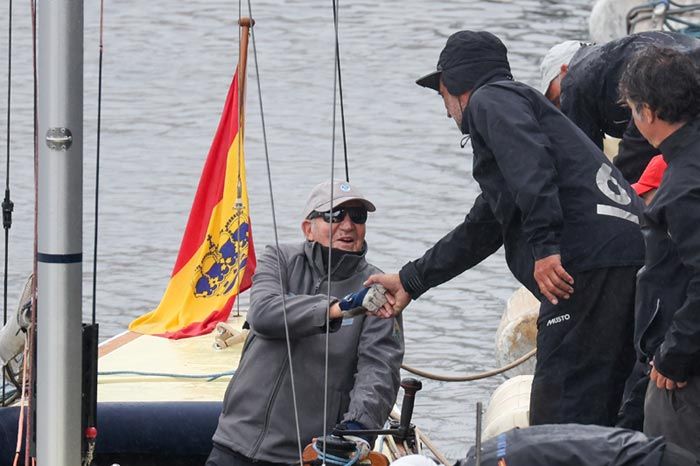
[129,68,256,339]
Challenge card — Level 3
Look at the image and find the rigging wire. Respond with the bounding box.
[331,0,349,182]
[91,0,105,326]
[245,2,305,464]
[2,0,14,407]
[323,0,343,460]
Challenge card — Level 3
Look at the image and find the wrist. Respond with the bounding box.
[399,262,426,300]
[329,302,343,319]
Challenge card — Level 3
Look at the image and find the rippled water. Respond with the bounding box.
[0,0,593,459]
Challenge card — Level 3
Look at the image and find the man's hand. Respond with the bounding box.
[650,361,688,390]
[533,254,574,305]
[330,285,392,318]
[364,273,410,318]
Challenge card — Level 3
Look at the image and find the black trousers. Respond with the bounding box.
[617,359,649,430]
[529,266,637,426]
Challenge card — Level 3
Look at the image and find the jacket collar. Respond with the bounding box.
[305,241,369,281]
[460,72,514,135]
[659,117,700,163]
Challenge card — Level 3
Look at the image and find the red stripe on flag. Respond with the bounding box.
[172,71,241,275]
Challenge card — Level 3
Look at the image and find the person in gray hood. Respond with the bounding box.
[207,180,404,466]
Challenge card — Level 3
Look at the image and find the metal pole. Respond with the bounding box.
[36,0,83,463]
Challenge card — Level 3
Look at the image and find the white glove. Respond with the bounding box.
[361,284,388,314]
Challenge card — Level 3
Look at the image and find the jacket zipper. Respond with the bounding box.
[640,298,661,356]
[249,362,289,458]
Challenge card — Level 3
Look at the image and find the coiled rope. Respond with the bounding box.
[400,348,536,382]
[313,442,360,466]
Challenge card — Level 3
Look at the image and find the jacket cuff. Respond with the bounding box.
[344,410,380,431]
[399,261,428,300]
[653,346,690,383]
[318,299,343,334]
[532,244,560,261]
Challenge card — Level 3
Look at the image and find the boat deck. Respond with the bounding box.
[97,313,247,402]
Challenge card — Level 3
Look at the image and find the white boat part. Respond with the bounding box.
[482,375,533,440]
[494,287,538,378]
[590,0,700,43]
[0,275,32,367]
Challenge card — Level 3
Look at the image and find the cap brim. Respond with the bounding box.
[311,197,376,216]
[416,70,441,91]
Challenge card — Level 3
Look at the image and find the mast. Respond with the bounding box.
[36,0,84,463]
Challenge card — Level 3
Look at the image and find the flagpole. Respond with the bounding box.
[238,17,254,126]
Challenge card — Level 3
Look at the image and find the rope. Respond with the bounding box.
[2,0,15,406]
[400,348,536,382]
[26,1,37,463]
[91,0,105,326]
[98,370,235,381]
[11,338,29,466]
[313,442,361,466]
[246,4,305,464]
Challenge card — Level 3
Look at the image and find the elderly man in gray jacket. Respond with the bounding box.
[207,180,404,466]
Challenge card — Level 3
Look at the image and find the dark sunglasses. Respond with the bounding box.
[307,206,368,224]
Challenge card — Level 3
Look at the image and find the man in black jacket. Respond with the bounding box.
[539,31,700,183]
[367,31,645,427]
[619,45,700,458]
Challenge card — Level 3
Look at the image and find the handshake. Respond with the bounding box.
[330,273,412,319]
[337,284,389,317]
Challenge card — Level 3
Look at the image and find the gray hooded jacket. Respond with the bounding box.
[212,241,404,464]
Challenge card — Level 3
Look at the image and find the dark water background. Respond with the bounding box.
[0,0,593,458]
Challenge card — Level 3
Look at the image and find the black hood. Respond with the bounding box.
[416,30,512,95]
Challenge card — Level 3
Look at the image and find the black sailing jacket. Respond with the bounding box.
[400,76,644,301]
[460,424,671,466]
[561,31,700,182]
[636,118,700,381]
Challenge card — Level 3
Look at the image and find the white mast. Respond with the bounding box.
[36,0,84,463]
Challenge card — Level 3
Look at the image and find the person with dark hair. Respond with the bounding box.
[366,30,645,428]
[619,45,700,459]
[540,31,700,183]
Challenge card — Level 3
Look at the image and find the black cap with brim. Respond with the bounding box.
[416,31,510,95]
[416,70,442,91]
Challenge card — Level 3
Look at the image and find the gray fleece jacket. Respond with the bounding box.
[212,241,404,464]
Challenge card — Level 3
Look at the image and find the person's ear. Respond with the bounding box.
[560,63,568,77]
[458,90,472,108]
[301,220,313,241]
[640,104,656,124]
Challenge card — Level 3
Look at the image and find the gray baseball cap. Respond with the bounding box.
[302,180,376,220]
